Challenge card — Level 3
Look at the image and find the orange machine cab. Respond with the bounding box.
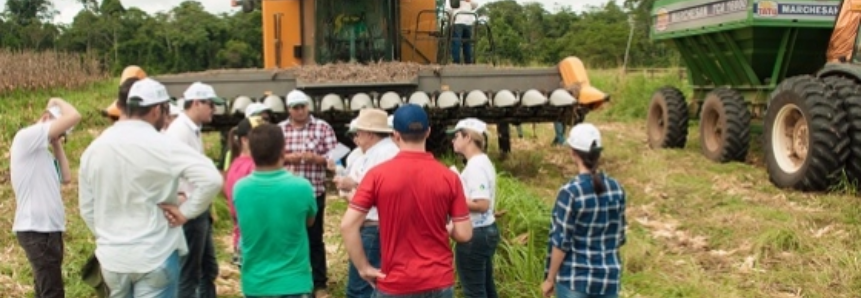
[262,0,303,68]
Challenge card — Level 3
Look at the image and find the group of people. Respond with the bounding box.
[10,71,628,298]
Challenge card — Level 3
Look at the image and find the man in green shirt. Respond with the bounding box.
[233,123,318,297]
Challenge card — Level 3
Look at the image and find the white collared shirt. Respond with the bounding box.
[354,137,400,221]
[78,120,223,274]
[164,112,204,200]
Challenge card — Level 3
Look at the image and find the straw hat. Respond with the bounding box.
[354,108,392,133]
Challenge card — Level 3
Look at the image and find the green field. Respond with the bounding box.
[1,68,860,298]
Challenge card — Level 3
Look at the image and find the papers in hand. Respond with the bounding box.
[326,143,352,161]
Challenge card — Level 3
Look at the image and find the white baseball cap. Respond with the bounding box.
[182,82,225,104]
[346,117,359,133]
[128,78,172,107]
[286,90,311,107]
[447,117,487,134]
[567,123,602,152]
[245,102,271,116]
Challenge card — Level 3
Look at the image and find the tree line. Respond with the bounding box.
[0,0,679,76]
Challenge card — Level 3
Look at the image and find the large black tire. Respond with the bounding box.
[647,86,689,149]
[764,75,849,191]
[699,87,751,162]
[822,75,861,186]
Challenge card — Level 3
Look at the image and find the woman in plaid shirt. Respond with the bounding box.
[543,123,627,298]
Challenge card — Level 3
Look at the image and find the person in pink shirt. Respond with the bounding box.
[224,115,268,267]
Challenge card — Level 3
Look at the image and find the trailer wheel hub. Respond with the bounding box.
[773,103,808,173]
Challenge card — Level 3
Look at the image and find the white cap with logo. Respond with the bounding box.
[183,82,226,104]
[448,117,487,134]
[286,90,311,107]
[129,78,172,107]
[245,102,271,116]
[567,123,602,152]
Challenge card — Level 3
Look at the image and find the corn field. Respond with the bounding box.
[0,50,107,94]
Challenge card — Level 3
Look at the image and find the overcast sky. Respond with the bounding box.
[0,0,614,25]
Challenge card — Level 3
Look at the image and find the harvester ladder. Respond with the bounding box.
[411,9,452,64]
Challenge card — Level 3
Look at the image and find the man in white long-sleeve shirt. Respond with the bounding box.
[78,78,223,298]
[164,81,225,298]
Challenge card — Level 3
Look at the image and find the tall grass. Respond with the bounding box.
[0,50,108,95]
[588,68,692,122]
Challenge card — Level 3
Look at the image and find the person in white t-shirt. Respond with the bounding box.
[10,97,81,298]
[445,0,480,64]
[163,81,226,298]
[448,117,500,298]
[334,108,400,298]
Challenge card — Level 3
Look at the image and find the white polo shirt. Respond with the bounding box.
[354,137,399,221]
[459,153,496,227]
[10,122,64,233]
[164,112,204,202]
[78,120,223,274]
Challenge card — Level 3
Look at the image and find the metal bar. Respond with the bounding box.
[689,36,728,86]
[717,31,762,86]
[154,66,562,99]
[672,39,705,86]
[769,29,791,88]
[700,33,743,86]
[777,28,799,85]
[679,38,721,86]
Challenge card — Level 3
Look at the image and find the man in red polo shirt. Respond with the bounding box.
[340,104,473,298]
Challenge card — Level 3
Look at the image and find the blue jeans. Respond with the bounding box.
[555,284,618,298]
[179,209,219,298]
[455,223,500,298]
[374,287,453,298]
[246,295,311,298]
[553,122,566,145]
[101,250,180,298]
[451,24,473,64]
[347,225,381,298]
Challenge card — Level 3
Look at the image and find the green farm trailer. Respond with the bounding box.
[646,0,861,192]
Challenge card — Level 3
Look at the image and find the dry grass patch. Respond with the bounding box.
[0,50,107,95]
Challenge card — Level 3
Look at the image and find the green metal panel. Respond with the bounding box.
[651,0,840,40]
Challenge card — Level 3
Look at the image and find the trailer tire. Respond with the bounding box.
[822,75,861,186]
[764,75,849,191]
[699,87,750,162]
[647,86,689,149]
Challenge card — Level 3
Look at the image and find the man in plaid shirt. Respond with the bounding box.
[543,123,627,298]
[278,89,337,298]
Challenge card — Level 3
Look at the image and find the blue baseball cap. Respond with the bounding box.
[393,104,429,133]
